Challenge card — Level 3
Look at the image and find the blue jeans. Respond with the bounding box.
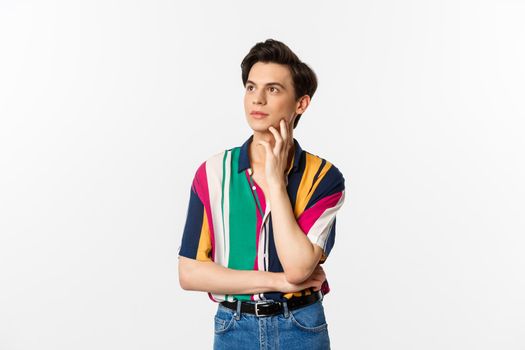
[213,298,330,350]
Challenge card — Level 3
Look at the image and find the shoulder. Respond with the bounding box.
[192,149,228,176]
[197,142,247,175]
[297,149,346,211]
[189,149,227,191]
[301,150,345,188]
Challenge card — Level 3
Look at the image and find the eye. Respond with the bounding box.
[246,85,254,91]
[269,87,279,93]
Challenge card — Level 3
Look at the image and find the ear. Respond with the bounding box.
[295,95,311,114]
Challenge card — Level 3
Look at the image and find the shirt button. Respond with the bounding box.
[252,185,256,190]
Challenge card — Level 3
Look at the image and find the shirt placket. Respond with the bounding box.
[247,168,272,271]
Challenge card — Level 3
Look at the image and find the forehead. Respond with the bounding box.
[247,62,293,86]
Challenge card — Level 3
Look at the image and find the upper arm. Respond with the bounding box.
[297,161,346,264]
[311,243,324,267]
[178,162,213,262]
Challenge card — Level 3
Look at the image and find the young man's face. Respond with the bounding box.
[243,61,303,133]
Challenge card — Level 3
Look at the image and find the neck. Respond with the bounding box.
[248,130,295,169]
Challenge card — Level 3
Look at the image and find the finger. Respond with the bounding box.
[280,119,288,143]
[311,271,324,283]
[282,119,294,149]
[268,126,283,154]
[312,280,323,291]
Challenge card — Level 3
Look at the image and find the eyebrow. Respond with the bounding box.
[246,80,286,90]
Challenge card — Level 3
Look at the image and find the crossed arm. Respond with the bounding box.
[178,256,325,295]
[178,186,325,294]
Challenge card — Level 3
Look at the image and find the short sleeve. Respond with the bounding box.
[296,163,346,263]
[177,163,213,262]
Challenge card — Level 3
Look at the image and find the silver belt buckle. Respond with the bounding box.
[254,300,273,317]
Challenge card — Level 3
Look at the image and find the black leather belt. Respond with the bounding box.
[219,290,323,317]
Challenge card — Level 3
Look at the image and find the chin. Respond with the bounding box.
[247,124,271,133]
[246,117,273,131]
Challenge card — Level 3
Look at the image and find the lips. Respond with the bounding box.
[250,111,269,118]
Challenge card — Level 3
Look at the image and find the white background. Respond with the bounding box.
[1,1,524,349]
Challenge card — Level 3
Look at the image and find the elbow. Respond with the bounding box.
[178,257,194,290]
[282,242,323,285]
[284,257,320,284]
[178,268,190,290]
[284,268,310,285]
[179,274,190,291]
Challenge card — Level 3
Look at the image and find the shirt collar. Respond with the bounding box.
[238,134,303,174]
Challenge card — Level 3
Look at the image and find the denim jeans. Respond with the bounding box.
[213,298,330,350]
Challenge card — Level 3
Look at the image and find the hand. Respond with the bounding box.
[278,264,326,293]
[256,119,294,188]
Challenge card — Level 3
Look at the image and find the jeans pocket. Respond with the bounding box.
[214,307,236,334]
[288,300,328,333]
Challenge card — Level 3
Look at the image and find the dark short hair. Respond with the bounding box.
[241,39,318,129]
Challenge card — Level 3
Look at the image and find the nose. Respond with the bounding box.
[252,90,266,105]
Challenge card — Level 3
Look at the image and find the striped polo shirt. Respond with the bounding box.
[178,135,346,303]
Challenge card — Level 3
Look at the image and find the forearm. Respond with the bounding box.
[179,257,282,294]
[268,184,318,282]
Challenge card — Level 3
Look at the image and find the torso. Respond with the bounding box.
[251,165,270,201]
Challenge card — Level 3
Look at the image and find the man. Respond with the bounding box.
[178,39,346,350]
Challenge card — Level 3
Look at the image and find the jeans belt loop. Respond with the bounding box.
[235,300,242,320]
[282,300,290,318]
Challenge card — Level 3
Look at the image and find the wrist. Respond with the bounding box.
[268,180,286,195]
